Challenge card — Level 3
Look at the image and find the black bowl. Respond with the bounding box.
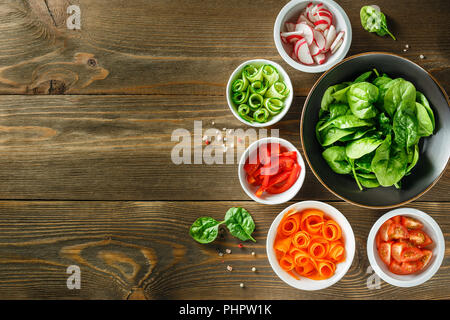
[301,52,450,209]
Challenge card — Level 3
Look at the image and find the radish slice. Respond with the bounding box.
[313,53,326,65]
[295,23,314,45]
[297,40,314,65]
[308,42,322,56]
[294,39,304,57]
[324,25,337,51]
[297,14,315,28]
[305,2,315,22]
[285,22,296,32]
[330,31,345,54]
[323,28,329,38]
[331,38,343,54]
[314,20,329,31]
[313,30,326,51]
[281,31,304,43]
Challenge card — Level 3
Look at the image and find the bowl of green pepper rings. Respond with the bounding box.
[226,59,293,127]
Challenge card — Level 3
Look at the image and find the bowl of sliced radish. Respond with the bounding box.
[274,0,352,73]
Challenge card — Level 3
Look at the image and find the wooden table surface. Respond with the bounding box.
[0,0,448,300]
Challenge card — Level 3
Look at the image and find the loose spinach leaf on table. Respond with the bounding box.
[224,207,256,242]
[360,5,396,40]
[189,207,256,244]
[189,217,224,244]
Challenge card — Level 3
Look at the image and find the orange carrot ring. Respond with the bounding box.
[279,254,294,271]
[292,250,310,266]
[301,209,324,234]
[279,212,301,237]
[322,220,342,242]
[292,231,310,249]
[308,237,330,259]
[328,241,345,262]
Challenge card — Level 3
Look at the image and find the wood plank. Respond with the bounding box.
[0,0,447,96]
[0,200,448,299]
[0,95,448,201]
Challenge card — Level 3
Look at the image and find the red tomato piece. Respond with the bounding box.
[391,216,401,224]
[401,216,424,230]
[388,223,409,240]
[378,242,392,265]
[400,247,424,262]
[378,220,392,242]
[389,261,407,275]
[375,233,382,249]
[391,242,408,263]
[400,260,423,274]
[419,249,433,269]
[409,230,433,248]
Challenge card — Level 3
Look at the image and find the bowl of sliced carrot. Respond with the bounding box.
[266,201,355,290]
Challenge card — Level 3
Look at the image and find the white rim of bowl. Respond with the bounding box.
[238,137,305,204]
[367,208,445,287]
[226,59,293,127]
[273,0,352,73]
[266,201,356,290]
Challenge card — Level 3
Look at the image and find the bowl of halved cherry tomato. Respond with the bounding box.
[238,137,306,204]
[367,208,445,287]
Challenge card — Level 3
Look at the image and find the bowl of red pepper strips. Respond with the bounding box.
[238,137,306,204]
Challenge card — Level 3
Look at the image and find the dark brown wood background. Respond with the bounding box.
[0,0,448,300]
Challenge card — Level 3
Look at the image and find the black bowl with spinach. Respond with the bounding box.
[301,53,450,208]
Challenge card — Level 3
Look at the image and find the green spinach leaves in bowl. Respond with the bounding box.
[316,69,435,190]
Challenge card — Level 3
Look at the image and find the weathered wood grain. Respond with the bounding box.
[0,94,447,201]
[0,0,447,96]
[0,200,448,300]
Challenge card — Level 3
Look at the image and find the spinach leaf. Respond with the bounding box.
[360,6,396,40]
[384,79,416,117]
[321,84,348,112]
[347,82,379,119]
[371,135,408,186]
[358,175,380,188]
[190,217,224,244]
[349,158,363,190]
[224,207,256,242]
[416,102,433,137]
[329,103,350,119]
[322,146,352,174]
[354,71,373,83]
[345,137,383,159]
[406,144,420,174]
[320,127,355,146]
[393,100,419,149]
[355,152,375,173]
[318,114,373,131]
[339,127,374,142]
[332,87,351,103]
[416,91,435,130]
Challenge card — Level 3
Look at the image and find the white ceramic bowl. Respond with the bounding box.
[274,0,352,73]
[367,208,445,287]
[238,137,305,204]
[267,201,355,290]
[226,59,293,127]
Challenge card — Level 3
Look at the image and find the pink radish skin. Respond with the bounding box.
[297,14,315,28]
[295,23,314,45]
[297,40,314,65]
[294,39,305,57]
[324,25,337,51]
[313,30,326,51]
[313,53,326,65]
[281,31,304,43]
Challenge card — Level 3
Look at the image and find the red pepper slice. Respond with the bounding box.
[266,163,301,194]
[279,151,297,160]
